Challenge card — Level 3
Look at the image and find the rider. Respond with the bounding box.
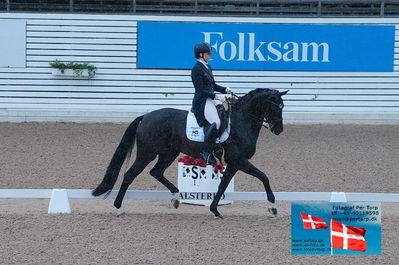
[191,41,233,165]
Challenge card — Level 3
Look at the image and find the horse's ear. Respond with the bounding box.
[279,90,289,96]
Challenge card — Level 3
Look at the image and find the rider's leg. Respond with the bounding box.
[204,98,221,129]
[201,99,220,165]
[200,123,218,165]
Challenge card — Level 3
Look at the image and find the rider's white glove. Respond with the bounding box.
[214,94,226,102]
[225,87,233,94]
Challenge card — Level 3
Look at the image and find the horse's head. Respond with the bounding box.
[233,88,288,135]
[262,90,288,135]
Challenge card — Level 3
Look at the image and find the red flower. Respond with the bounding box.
[177,156,186,163]
[178,155,194,165]
[214,164,225,173]
[178,156,216,168]
[194,158,207,167]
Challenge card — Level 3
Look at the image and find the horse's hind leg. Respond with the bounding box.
[149,150,180,208]
[114,154,155,210]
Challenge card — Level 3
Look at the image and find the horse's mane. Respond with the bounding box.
[233,88,277,109]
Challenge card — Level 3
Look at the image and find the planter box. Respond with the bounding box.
[51,68,92,79]
[177,162,234,206]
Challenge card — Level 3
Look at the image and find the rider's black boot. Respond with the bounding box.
[200,123,218,165]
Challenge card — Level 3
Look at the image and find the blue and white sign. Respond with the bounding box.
[291,202,381,255]
[138,22,394,72]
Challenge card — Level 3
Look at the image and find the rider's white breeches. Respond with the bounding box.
[204,98,221,129]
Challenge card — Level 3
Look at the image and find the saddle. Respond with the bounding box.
[186,103,231,144]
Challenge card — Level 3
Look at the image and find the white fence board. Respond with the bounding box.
[28,55,136,63]
[2,86,399,96]
[28,37,136,45]
[28,50,136,57]
[0,103,189,111]
[27,25,137,33]
[28,20,137,27]
[0,98,191,105]
[27,31,135,39]
[27,62,136,69]
[0,189,398,202]
[27,43,135,51]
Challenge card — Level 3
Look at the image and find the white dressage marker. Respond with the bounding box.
[48,189,71,214]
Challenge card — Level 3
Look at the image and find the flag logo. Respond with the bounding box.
[300,212,328,229]
[331,219,367,252]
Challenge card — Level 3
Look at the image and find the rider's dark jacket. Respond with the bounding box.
[191,60,227,127]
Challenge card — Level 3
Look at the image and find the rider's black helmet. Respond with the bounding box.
[194,42,212,59]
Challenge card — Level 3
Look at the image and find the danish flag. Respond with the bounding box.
[331,219,367,252]
[300,212,328,229]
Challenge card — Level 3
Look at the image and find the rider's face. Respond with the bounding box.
[201,52,212,62]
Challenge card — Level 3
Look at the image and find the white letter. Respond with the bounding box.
[248,33,266,61]
[282,42,299,62]
[202,32,224,53]
[267,42,282,62]
[301,42,330,62]
[237,33,245,61]
[219,41,237,61]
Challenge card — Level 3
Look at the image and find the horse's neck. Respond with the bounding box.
[232,109,263,145]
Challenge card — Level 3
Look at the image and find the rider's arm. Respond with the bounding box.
[213,83,227,94]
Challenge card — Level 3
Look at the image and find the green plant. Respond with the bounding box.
[50,60,97,78]
[162,92,175,97]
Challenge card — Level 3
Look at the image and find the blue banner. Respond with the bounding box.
[137,22,394,72]
[291,202,381,255]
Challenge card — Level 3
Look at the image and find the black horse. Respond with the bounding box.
[92,88,288,218]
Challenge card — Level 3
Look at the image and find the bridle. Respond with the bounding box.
[228,92,283,131]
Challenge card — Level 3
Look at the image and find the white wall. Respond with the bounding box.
[0,13,398,124]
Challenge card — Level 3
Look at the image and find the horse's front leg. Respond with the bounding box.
[236,160,277,215]
[210,165,238,219]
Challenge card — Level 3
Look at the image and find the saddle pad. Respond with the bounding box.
[186,112,230,143]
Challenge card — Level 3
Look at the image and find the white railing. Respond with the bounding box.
[1,189,398,214]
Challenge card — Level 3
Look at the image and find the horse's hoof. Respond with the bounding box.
[213,213,224,219]
[116,208,125,216]
[171,198,180,209]
[268,207,277,215]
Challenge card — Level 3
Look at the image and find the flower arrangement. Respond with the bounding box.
[225,96,241,105]
[178,155,225,173]
[178,155,207,167]
[50,60,97,78]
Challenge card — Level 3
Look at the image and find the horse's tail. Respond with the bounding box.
[92,115,144,197]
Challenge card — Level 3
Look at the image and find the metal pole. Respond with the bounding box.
[69,0,73,12]
[380,0,385,17]
[317,1,321,17]
[132,0,136,13]
[7,0,10,12]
